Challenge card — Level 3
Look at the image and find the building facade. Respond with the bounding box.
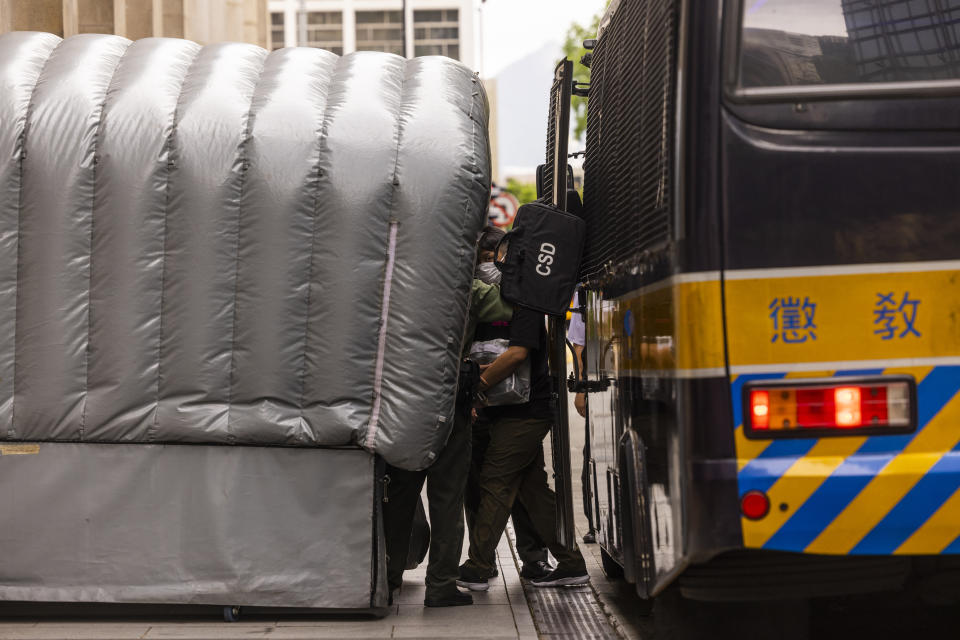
[0,0,268,48]
[267,0,477,70]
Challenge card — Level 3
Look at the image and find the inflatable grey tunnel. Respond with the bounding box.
[0,32,490,610]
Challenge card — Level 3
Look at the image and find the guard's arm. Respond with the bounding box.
[471,279,512,323]
[478,345,529,390]
[573,344,586,417]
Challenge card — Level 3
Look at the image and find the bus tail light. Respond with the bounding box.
[743,377,915,438]
[741,490,770,520]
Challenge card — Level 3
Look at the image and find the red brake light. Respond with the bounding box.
[741,490,770,520]
[834,387,862,427]
[743,378,913,437]
[750,391,770,430]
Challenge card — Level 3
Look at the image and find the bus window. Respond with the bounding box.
[739,0,960,88]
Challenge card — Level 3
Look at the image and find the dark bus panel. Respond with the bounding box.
[577,0,960,608]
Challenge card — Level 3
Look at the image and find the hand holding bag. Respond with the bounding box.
[468,338,531,406]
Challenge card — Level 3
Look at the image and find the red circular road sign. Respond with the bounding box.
[488,189,520,228]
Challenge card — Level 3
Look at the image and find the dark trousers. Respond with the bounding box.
[383,408,471,596]
[465,416,586,574]
[466,416,547,567]
[582,401,596,534]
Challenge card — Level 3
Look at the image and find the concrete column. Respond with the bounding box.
[3,0,66,35]
[0,0,11,33]
[62,0,78,35]
[458,0,476,70]
[244,0,266,48]
[158,0,183,38]
[116,0,154,39]
[222,0,244,43]
[283,2,295,48]
[342,0,355,54]
[403,0,412,58]
[113,0,124,34]
[483,78,499,184]
[181,0,207,42]
[67,0,115,34]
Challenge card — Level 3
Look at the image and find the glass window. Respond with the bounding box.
[302,11,343,54]
[413,8,460,60]
[270,12,285,50]
[356,10,404,54]
[739,0,960,88]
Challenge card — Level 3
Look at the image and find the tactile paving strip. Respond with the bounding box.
[507,525,621,639]
[522,584,620,639]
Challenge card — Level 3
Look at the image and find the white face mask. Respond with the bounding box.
[476,261,501,285]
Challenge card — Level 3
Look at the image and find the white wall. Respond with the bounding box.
[268,0,477,70]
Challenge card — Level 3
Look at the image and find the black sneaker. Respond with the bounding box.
[520,560,551,580]
[530,567,590,588]
[424,588,473,607]
[456,563,491,592]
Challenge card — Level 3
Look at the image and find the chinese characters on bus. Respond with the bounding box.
[874,292,921,340]
[769,297,817,343]
[768,292,922,343]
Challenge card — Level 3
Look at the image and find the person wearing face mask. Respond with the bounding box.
[381,227,514,608]
[458,226,589,591]
[465,226,553,580]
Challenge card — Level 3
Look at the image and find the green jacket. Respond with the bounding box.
[464,279,512,356]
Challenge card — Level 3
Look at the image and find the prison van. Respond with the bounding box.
[570,0,960,608]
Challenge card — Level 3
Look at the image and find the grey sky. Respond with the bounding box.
[479,0,607,78]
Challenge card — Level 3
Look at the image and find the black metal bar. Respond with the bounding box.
[548,59,576,551]
[402,0,409,58]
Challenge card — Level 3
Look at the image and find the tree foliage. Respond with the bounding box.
[562,5,607,142]
[505,178,538,206]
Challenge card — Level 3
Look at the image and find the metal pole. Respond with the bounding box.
[401,0,408,57]
[549,60,576,551]
[478,0,486,76]
[298,0,307,47]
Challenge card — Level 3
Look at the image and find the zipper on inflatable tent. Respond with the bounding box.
[365,220,399,450]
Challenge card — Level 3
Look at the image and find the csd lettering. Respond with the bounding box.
[536,243,556,276]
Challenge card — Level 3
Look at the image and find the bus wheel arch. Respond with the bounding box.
[618,429,655,601]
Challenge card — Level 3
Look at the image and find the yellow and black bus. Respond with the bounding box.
[575,0,960,608]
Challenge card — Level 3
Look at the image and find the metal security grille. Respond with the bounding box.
[543,59,572,208]
[542,68,560,203]
[580,0,678,285]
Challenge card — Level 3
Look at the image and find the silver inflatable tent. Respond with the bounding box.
[0,32,490,610]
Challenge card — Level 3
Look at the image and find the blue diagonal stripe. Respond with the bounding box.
[849,367,960,554]
[738,438,819,494]
[915,366,960,427]
[944,533,960,554]
[851,449,960,554]
[762,450,900,551]
[761,366,960,552]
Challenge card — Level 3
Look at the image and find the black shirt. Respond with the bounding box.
[474,306,552,420]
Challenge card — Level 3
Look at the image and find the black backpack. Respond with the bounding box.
[495,201,585,316]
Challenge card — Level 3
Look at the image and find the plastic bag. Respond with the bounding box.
[469,339,531,406]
